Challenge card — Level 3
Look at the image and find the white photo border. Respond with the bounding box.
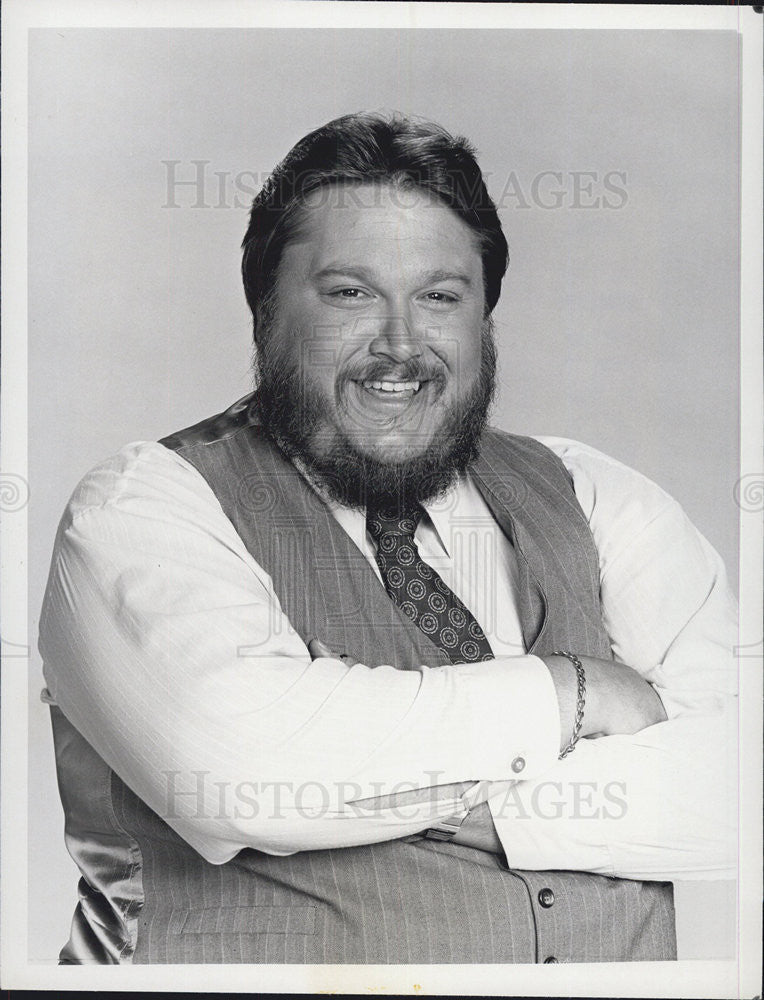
[2,2,761,996]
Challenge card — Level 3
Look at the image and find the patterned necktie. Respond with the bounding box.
[366,501,495,664]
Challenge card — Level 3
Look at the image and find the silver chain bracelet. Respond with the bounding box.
[553,650,586,759]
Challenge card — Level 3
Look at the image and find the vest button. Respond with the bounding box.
[511,756,526,773]
[544,956,558,964]
[538,887,555,908]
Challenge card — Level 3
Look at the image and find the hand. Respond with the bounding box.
[355,780,504,858]
[585,656,668,736]
[545,654,668,753]
[451,801,504,856]
[308,638,359,667]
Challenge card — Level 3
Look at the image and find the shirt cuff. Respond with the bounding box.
[457,653,560,781]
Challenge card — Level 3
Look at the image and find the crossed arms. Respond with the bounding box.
[316,646,670,858]
[39,438,738,881]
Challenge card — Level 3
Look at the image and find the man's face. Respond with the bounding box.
[256,182,496,507]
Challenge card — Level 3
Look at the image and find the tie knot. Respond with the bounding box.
[366,502,423,541]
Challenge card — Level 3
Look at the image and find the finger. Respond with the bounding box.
[308,638,333,660]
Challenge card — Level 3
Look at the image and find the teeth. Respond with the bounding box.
[361,380,421,393]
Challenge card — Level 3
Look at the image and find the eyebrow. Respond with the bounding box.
[313,264,474,287]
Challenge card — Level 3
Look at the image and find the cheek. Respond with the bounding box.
[288,308,360,376]
[267,308,319,371]
[445,325,483,376]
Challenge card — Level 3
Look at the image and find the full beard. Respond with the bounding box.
[253,321,497,511]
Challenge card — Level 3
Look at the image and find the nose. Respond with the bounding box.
[368,313,423,365]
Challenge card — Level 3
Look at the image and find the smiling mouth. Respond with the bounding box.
[360,379,422,396]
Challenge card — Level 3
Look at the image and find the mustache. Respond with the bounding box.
[339,359,447,385]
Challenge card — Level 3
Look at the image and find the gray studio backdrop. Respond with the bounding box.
[28,28,739,962]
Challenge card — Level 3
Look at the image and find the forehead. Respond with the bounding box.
[284,183,483,276]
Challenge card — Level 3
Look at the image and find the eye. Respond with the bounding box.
[329,287,368,299]
[323,286,373,308]
[423,291,460,306]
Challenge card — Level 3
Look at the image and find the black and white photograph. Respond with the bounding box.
[1,2,761,996]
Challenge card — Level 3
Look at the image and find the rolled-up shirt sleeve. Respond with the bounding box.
[488,438,738,882]
[40,442,560,863]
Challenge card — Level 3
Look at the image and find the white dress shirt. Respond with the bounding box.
[39,435,738,881]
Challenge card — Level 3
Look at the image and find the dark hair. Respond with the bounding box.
[241,112,509,340]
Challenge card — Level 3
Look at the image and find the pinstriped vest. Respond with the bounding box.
[52,395,676,964]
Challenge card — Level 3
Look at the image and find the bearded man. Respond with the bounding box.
[40,112,737,965]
